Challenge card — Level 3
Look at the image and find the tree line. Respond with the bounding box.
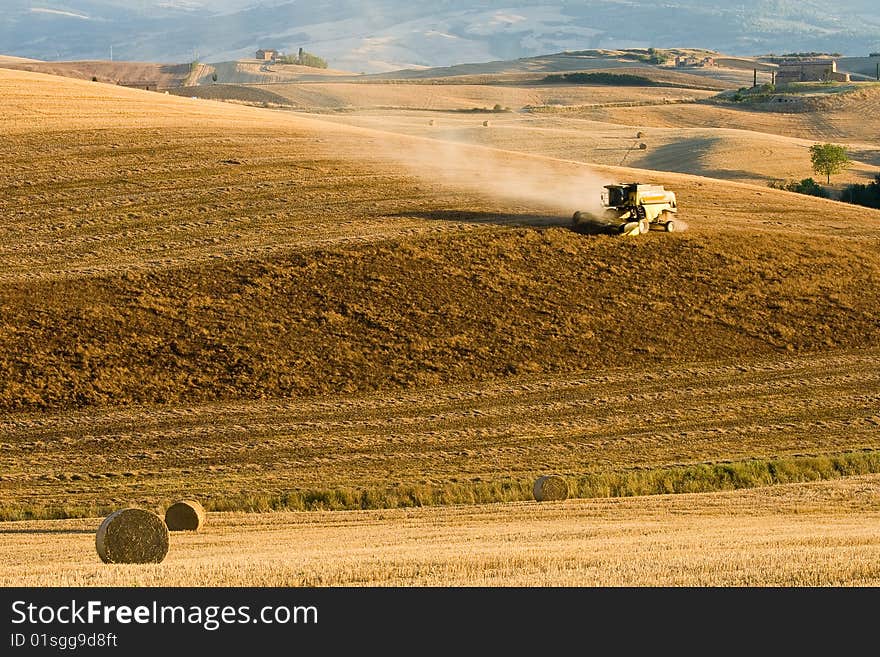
[768,143,880,209]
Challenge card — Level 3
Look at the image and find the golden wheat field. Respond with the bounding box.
[1,63,879,586]
[3,476,879,586]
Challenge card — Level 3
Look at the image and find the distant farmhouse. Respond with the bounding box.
[257,48,311,65]
[256,49,279,61]
[674,55,715,68]
[774,59,850,84]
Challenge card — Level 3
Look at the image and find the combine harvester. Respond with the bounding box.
[573,183,678,235]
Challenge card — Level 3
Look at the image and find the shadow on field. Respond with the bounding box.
[400,209,564,227]
[849,147,880,167]
[399,209,621,235]
[637,137,764,182]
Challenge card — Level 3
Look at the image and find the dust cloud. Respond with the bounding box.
[378,133,613,221]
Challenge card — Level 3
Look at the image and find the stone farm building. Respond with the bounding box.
[775,59,851,84]
[256,49,279,61]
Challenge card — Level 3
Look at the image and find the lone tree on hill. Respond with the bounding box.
[809,143,850,184]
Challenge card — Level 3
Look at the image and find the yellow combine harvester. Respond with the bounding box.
[573,183,678,235]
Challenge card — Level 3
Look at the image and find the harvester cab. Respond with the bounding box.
[574,183,678,236]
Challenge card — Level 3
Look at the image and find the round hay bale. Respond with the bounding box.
[638,142,648,150]
[482,120,491,127]
[428,119,436,126]
[95,508,169,564]
[533,475,569,502]
[165,499,206,531]
[636,131,645,138]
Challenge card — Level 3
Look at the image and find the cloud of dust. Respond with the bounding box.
[376,131,614,222]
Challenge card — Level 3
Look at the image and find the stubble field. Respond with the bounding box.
[3,476,879,586]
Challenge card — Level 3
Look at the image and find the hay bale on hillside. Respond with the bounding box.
[482,120,491,127]
[95,508,169,564]
[636,131,645,138]
[165,499,206,531]
[533,475,569,502]
[428,119,436,126]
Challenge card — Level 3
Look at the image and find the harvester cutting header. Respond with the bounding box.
[573,183,678,236]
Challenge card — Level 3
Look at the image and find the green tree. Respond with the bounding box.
[278,51,328,68]
[298,51,328,69]
[809,143,850,184]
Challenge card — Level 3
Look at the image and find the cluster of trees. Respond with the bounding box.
[778,51,842,58]
[730,83,775,102]
[841,176,880,209]
[768,178,829,197]
[277,51,328,68]
[768,143,880,209]
[619,47,668,64]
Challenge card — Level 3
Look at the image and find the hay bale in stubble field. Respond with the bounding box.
[164,499,206,531]
[95,508,169,564]
[482,120,490,127]
[533,475,569,502]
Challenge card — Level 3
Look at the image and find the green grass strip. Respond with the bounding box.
[2,450,878,520]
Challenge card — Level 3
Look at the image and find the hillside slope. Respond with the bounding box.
[312,109,879,185]
[0,60,192,87]
[197,60,354,85]
[562,93,880,145]
[1,67,879,414]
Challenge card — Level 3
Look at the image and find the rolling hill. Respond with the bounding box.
[2,67,879,410]
[0,65,878,529]
[0,1,878,72]
[0,59,193,86]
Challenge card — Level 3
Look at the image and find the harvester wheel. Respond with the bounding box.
[639,219,650,234]
[572,211,583,225]
[665,220,676,232]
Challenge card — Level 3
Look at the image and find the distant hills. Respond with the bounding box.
[1,1,878,73]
